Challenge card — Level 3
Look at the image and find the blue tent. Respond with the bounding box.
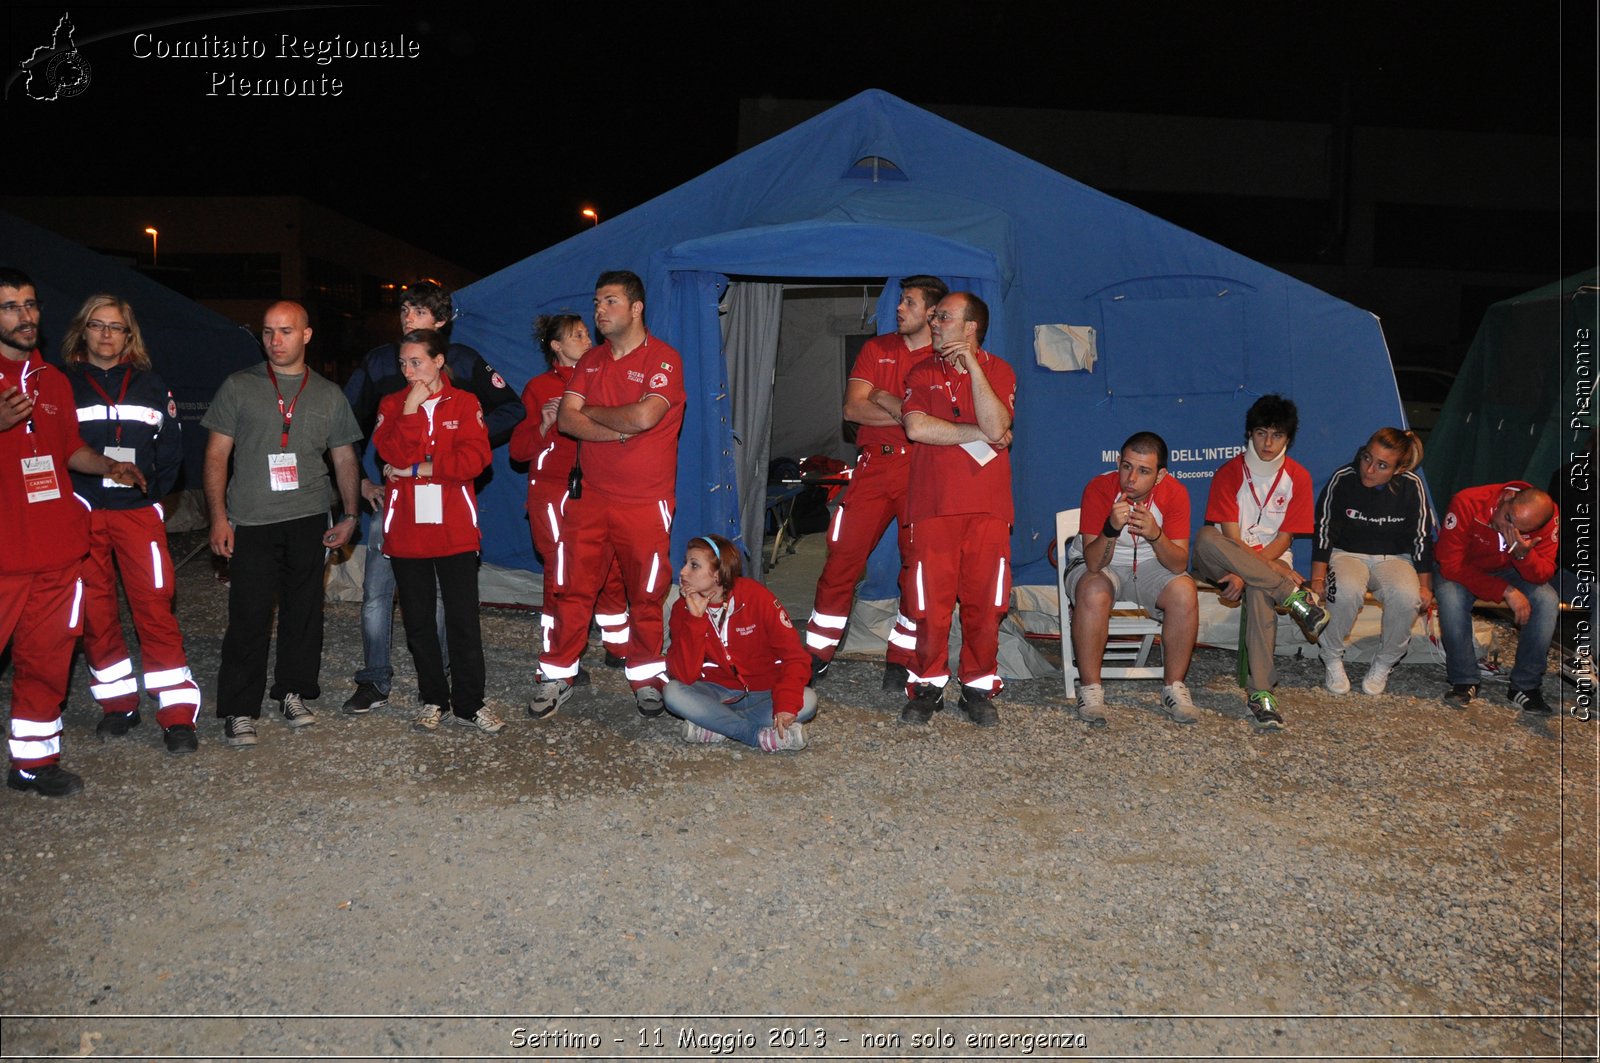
[2,210,261,488]
[453,89,1400,596]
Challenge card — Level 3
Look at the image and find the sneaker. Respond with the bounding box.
[1443,682,1480,709]
[6,763,84,798]
[1361,659,1395,696]
[162,724,199,755]
[413,704,443,732]
[635,686,665,718]
[456,707,505,734]
[526,678,573,720]
[1507,685,1552,716]
[341,682,388,715]
[882,662,911,693]
[279,693,315,728]
[809,654,830,683]
[1075,683,1107,726]
[1247,690,1285,731]
[222,716,258,747]
[1159,682,1200,724]
[683,720,729,744]
[1323,659,1351,695]
[96,709,141,738]
[957,685,1000,727]
[1283,588,1330,642]
[899,683,942,725]
[757,721,807,752]
[603,651,626,669]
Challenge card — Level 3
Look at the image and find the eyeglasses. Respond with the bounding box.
[86,320,131,335]
[0,300,41,315]
[929,311,965,323]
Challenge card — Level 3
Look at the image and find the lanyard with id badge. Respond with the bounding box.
[410,396,444,524]
[15,359,63,504]
[266,366,308,492]
[85,366,138,488]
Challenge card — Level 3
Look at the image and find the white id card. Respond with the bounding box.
[268,452,299,491]
[102,446,136,488]
[960,439,998,467]
[413,482,444,524]
[21,454,61,503]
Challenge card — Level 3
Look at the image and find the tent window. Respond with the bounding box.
[845,156,907,182]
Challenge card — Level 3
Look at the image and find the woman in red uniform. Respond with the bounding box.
[665,534,816,752]
[509,313,626,697]
[61,294,200,754]
[374,329,498,734]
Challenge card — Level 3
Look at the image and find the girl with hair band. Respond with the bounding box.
[62,293,202,753]
[1310,427,1437,695]
[509,313,628,696]
[374,329,499,733]
[665,534,817,751]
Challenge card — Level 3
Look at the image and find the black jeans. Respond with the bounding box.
[216,514,328,718]
[391,551,484,718]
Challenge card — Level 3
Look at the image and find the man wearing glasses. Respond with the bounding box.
[1,268,147,796]
[899,292,1017,728]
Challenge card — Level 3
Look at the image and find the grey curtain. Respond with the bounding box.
[720,281,784,578]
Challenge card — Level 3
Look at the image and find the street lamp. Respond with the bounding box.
[144,227,158,266]
[581,207,599,227]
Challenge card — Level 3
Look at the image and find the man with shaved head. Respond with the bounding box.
[1435,481,1560,714]
[203,300,362,746]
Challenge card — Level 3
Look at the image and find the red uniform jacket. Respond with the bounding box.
[374,380,491,559]
[667,577,811,717]
[1435,481,1559,602]
[1,354,89,574]
[509,364,578,504]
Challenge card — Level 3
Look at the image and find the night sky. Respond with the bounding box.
[6,1,1595,276]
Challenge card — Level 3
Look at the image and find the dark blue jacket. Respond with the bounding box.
[66,361,184,507]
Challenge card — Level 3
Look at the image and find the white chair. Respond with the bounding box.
[1056,508,1164,700]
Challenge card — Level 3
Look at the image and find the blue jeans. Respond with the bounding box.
[357,517,446,693]
[664,680,818,748]
[1435,568,1559,689]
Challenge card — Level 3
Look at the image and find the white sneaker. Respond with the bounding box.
[413,704,442,732]
[460,707,505,734]
[1362,658,1395,696]
[682,721,728,744]
[1323,659,1351,695]
[756,722,806,752]
[1076,683,1106,725]
[526,678,572,720]
[1159,682,1200,724]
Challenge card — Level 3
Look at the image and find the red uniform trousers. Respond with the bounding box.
[903,514,1011,694]
[528,486,629,660]
[804,447,917,667]
[539,490,673,691]
[80,506,201,728]
[2,563,83,769]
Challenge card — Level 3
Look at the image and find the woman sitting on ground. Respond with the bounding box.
[1311,427,1437,695]
[665,534,816,751]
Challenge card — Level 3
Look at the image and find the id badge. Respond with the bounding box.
[268,452,299,492]
[413,482,444,524]
[21,454,61,503]
[103,446,136,488]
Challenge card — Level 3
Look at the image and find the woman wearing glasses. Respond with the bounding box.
[1310,427,1437,696]
[61,294,200,753]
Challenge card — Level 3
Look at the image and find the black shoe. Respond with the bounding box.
[1507,685,1552,716]
[7,763,84,798]
[222,716,259,747]
[96,710,141,738]
[341,682,388,715]
[957,685,999,728]
[899,683,942,725]
[881,662,910,693]
[810,654,830,683]
[1246,690,1285,731]
[1443,683,1480,709]
[572,667,593,687]
[162,724,199,755]
[603,651,626,669]
[635,686,666,718]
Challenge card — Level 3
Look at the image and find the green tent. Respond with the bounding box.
[1428,269,1599,504]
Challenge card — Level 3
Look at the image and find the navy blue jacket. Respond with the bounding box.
[66,361,184,508]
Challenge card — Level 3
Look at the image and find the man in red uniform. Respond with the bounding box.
[529,271,685,719]
[1434,482,1560,714]
[900,291,1017,728]
[1,267,146,797]
[804,275,947,691]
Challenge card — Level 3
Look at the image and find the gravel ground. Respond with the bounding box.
[1,532,1595,1061]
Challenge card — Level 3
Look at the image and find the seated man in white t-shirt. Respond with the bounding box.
[1064,432,1200,727]
[1191,394,1328,732]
